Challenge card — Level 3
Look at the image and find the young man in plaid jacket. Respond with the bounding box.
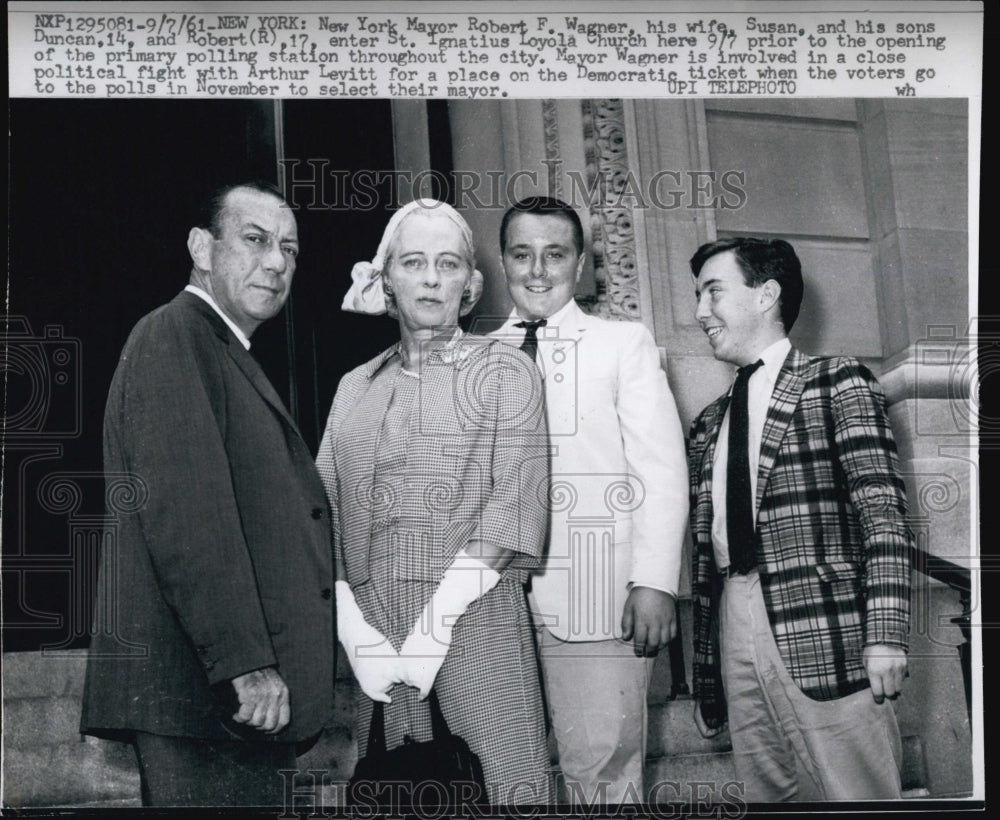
[687,237,912,801]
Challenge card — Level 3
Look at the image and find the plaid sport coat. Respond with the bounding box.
[689,348,912,706]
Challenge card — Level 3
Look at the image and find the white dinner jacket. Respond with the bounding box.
[491,300,688,641]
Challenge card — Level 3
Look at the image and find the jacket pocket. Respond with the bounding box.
[393,522,446,582]
[814,561,860,583]
[394,517,478,582]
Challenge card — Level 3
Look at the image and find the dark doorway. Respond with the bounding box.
[4,99,399,651]
[278,99,401,449]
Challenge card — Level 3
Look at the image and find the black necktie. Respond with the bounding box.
[515,319,547,361]
[727,359,764,575]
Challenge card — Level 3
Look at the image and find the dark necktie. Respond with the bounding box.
[727,359,764,575]
[514,319,547,361]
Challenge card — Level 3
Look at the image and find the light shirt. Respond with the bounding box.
[502,297,578,379]
[184,284,251,350]
[710,336,792,570]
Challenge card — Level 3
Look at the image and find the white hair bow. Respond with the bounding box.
[341,199,479,316]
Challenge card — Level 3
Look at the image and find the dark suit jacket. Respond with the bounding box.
[81,291,335,743]
[689,348,912,708]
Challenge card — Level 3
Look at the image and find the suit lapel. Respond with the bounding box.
[755,348,808,514]
[701,400,727,481]
[695,398,727,540]
[180,292,304,436]
[546,304,587,373]
[226,340,304,436]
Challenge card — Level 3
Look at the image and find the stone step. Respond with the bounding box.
[646,697,731,758]
[3,735,139,808]
[644,750,737,805]
[2,651,87,698]
[50,797,143,810]
[5,695,89,748]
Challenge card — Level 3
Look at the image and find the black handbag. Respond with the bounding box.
[348,690,489,811]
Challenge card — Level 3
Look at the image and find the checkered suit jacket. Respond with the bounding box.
[689,348,912,706]
[317,335,549,589]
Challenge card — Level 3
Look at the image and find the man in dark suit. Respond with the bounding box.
[81,181,335,807]
[687,237,912,801]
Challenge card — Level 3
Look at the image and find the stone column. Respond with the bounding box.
[859,99,974,797]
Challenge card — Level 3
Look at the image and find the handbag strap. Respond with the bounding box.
[426,689,452,741]
[366,688,453,752]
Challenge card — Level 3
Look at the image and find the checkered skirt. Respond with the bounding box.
[325,344,553,805]
[354,530,551,805]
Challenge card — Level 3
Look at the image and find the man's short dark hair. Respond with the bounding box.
[500,196,584,256]
[196,180,287,238]
[689,237,804,332]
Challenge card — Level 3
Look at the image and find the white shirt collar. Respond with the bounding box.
[184,285,251,350]
[507,297,578,328]
[753,336,792,383]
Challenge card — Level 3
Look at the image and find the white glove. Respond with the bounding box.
[335,580,401,703]
[398,550,501,698]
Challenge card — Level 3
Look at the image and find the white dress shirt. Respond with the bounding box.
[501,298,577,379]
[184,284,251,350]
[710,336,792,570]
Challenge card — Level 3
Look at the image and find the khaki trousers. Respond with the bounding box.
[720,572,903,802]
[537,628,654,806]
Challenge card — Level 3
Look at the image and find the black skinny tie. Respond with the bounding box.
[515,319,547,361]
[727,359,764,575]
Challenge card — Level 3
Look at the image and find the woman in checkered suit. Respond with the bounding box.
[316,200,553,805]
